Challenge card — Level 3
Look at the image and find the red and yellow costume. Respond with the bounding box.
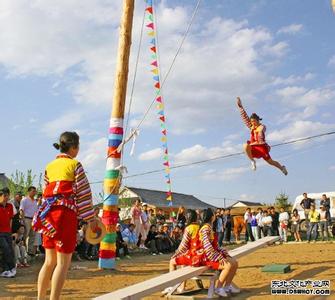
[198,224,229,270]
[239,106,271,161]
[172,223,202,266]
[33,154,95,253]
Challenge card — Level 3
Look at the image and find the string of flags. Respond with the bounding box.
[145,0,173,204]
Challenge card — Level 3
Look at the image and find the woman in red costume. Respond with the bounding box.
[237,97,288,175]
[199,208,240,297]
[33,132,97,300]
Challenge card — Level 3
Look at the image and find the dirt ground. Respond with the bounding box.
[0,242,334,300]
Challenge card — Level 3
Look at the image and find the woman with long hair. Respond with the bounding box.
[291,209,302,242]
[237,97,287,175]
[33,132,97,300]
[199,208,240,297]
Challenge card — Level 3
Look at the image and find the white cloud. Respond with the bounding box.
[173,142,242,165]
[268,120,335,144]
[138,148,162,161]
[275,86,335,115]
[79,137,107,169]
[42,112,83,138]
[202,166,249,181]
[277,24,303,35]
[239,193,256,201]
[328,55,335,66]
[271,73,314,86]
[329,165,335,171]
[0,1,294,134]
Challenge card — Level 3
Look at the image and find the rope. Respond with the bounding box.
[135,0,202,130]
[90,130,335,184]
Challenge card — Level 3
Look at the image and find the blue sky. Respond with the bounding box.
[1,0,334,207]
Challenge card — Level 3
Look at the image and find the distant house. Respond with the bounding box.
[119,186,216,210]
[0,173,10,188]
[230,201,264,208]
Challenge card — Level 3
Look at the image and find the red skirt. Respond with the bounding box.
[250,143,271,161]
[42,206,78,254]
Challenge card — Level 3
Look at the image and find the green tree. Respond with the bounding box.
[0,170,43,196]
[275,192,290,210]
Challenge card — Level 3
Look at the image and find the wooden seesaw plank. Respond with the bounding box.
[94,236,279,300]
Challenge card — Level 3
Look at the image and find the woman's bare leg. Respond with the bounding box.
[37,249,57,300]
[224,257,238,286]
[49,252,72,300]
[243,143,254,161]
[217,262,232,288]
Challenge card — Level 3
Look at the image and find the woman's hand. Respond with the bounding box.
[236,97,243,108]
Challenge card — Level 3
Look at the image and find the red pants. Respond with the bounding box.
[43,207,77,253]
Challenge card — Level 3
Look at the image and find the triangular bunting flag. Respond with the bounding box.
[148,14,153,21]
[165,149,168,154]
[153,75,160,81]
[150,46,156,53]
[161,136,167,142]
[158,110,164,116]
[150,38,156,45]
[159,116,165,122]
[146,6,153,14]
[151,69,159,75]
[155,82,160,89]
[167,197,172,202]
[162,129,167,135]
[163,161,169,167]
[148,31,154,37]
[151,61,158,67]
[167,180,171,184]
[165,168,170,174]
[163,155,168,160]
[146,23,154,30]
[156,96,162,102]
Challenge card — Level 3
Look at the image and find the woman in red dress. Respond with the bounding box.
[237,97,288,175]
[33,132,98,300]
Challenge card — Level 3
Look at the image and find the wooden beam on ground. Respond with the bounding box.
[94,236,279,300]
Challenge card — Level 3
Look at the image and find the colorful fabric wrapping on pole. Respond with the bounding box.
[145,0,173,204]
[98,117,123,269]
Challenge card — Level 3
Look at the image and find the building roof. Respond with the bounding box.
[230,200,264,208]
[0,173,10,188]
[123,186,216,210]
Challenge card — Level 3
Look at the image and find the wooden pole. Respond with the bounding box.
[99,0,135,269]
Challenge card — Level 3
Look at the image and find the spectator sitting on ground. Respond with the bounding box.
[291,209,302,242]
[262,211,272,237]
[116,224,131,260]
[307,204,320,243]
[122,223,138,249]
[156,208,166,226]
[145,224,163,255]
[13,224,30,268]
[170,225,182,250]
[0,188,16,278]
[278,207,289,243]
[157,224,174,253]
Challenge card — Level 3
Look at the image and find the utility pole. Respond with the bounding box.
[99,0,135,269]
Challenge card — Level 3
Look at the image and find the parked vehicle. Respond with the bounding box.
[292,192,335,231]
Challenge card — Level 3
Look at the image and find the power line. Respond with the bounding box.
[89,130,335,184]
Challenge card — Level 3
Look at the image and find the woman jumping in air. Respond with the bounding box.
[237,97,288,175]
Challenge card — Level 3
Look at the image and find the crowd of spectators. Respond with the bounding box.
[1,187,334,278]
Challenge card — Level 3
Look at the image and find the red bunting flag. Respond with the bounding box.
[151,61,158,67]
[159,116,165,122]
[162,129,167,135]
[146,6,153,14]
[155,82,160,89]
[163,161,169,167]
[150,46,156,53]
[156,96,162,102]
[146,23,154,30]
